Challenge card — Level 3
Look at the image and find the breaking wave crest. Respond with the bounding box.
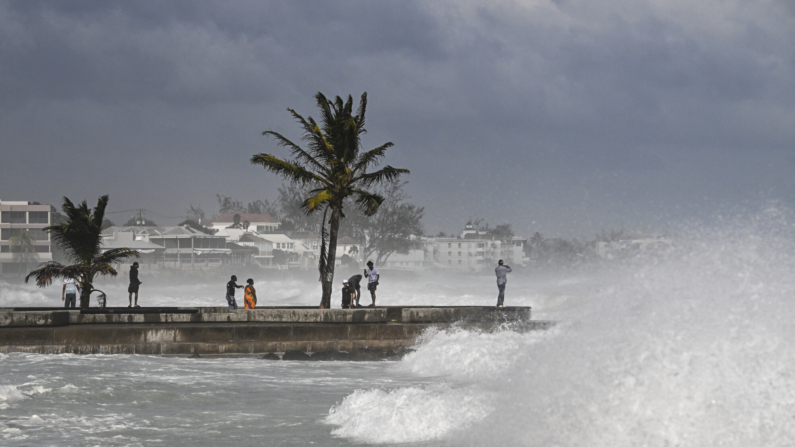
[328,204,795,446]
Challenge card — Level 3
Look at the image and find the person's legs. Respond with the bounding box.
[65,293,76,308]
[128,292,133,307]
[368,283,377,306]
[497,283,506,307]
[134,292,139,307]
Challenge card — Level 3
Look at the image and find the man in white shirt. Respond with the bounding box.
[495,259,512,308]
[62,278,80,308]
[364,261,380,307]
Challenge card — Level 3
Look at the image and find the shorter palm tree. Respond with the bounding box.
[9,229,38,268]
[26,196,139,308]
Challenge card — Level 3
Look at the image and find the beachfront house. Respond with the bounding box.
[203,213,280,233]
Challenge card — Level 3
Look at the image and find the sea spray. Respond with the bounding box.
[328,204,795,446]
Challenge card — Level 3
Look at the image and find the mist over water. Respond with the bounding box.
[327,205,795,445]
[2,205,795,445]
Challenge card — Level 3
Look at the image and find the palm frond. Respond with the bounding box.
[301,189,334,214]
[353,166,410,188]
[352,142,394,174]
[355,92,367,132]
[262,130,330,176]
[25,261,70,287]
[94,248,139,265]
[89,263,120,278]
[352,189,385,216]
[250,154,329,186]
[91,195,109,229]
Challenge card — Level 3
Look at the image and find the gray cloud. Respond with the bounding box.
[0,0,793,236]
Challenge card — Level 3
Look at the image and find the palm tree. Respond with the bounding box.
[25,196,139,308]
[9,229,38,269]
[252,92,409,308]
[530,232,546,248]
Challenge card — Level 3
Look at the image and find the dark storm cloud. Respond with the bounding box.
[0,0,793,236]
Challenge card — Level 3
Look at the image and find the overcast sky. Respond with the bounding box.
[1,0,793,237]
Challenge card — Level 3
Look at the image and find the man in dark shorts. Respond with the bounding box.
[364,261,380,307]
[341,280,353,309]
[347,274,363,307]
[226,275,243,312]
[128,262,142,307]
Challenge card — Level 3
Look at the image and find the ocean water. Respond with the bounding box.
[2,205,795,445]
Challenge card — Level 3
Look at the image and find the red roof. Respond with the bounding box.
[205,213,277,224]
[337,236,360,245]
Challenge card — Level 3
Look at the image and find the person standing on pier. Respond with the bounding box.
[244,278,257,309]
[495,259,512,308]
[62,277,80,308]
[364,261,380,307]
[128,262,142,307]
[226,275,243,312]
[347,274,363,307]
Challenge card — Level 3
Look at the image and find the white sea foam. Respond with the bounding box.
[0,384,50,410]
[326,385,492,444]
[401,325,558,381]
[328,204,795,446]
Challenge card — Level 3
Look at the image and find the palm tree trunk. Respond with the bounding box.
[320,205,341,308]
[80,283,91,308]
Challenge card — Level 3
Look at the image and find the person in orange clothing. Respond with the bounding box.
[244,278,257,309]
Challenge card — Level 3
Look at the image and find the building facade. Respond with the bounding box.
[0,201,52,275]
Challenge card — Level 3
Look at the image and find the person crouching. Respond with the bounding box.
[341,280,353,309]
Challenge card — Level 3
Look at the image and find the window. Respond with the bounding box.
[1,211,27,224]
[1,228,47,240]
[164,238,178,249]
[28,212,49,224]
[458,243,461,248]
[0,244,48,253]
[458,251,461,256]
[447,251,451,256]
[447,243,451,248]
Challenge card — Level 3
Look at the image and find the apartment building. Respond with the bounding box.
[0,200,52,275]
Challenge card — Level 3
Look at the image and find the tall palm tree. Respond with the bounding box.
[252,92,409,308]
[25,196,139,308]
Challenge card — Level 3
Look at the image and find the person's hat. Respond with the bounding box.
[343,280,348,284]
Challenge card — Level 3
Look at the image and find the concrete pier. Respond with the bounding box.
[0,306,552,359]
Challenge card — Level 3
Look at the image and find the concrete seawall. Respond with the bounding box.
[0,307,553,359]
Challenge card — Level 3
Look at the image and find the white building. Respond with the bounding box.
[0,200,52,275]
[204,213,280,233]
[102,226,236,268]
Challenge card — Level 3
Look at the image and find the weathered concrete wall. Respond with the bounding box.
[0,306,552,359]
[0,306,531,327]
[0,319,554,358]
